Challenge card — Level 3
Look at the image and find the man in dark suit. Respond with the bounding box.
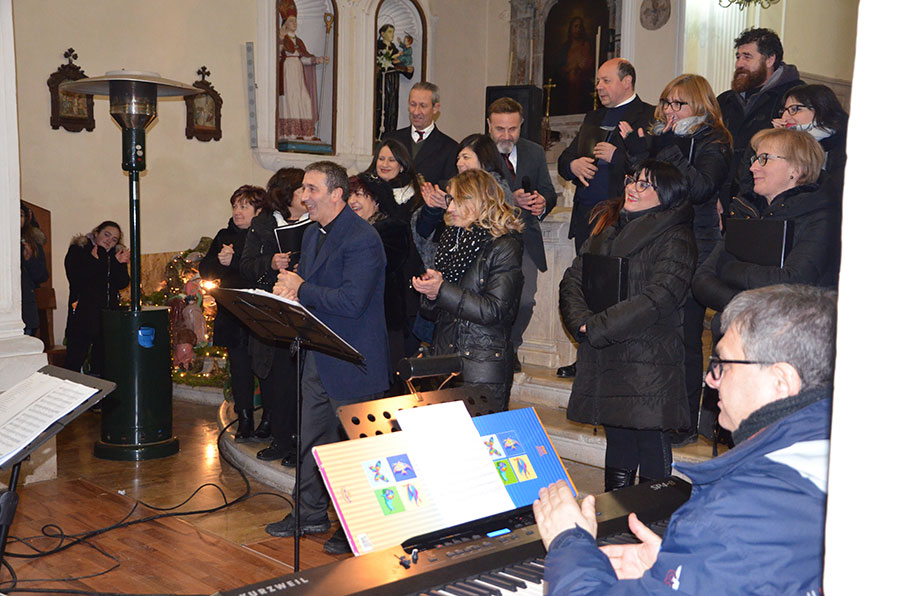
[487,97,558,371]
[383,81,457,185]
[558,58,655,253]
[556,58,654,377]
[267,161,390,554]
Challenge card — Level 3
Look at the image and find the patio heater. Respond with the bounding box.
[60,71,199,461]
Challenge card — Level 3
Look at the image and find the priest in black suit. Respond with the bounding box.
[487,97,558,371]
[383,81,458,185]
[558,58,655,253]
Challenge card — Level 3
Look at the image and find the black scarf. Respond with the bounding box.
[732,383,832,445]
[434,225,492,284]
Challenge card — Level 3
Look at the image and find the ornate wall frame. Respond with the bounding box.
[184,66,223,142]
[47,48,95,133]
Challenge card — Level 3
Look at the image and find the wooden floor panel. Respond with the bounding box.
[1,401,351,594]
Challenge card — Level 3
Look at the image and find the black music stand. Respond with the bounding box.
[0,366,115,578]
[211,288,363,572]
[337,385,499,439]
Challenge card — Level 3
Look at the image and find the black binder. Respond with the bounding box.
[576,124,617,159]
[582,254,629,313]
[725,219,794,267]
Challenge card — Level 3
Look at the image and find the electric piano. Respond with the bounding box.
[216,477,690,596]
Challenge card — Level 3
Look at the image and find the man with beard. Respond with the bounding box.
[487,97,558,371]
[717,28,803,213]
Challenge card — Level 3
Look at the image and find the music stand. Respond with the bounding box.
[211,288,362,571]
[337,385,500,439]
[0,366,116,577]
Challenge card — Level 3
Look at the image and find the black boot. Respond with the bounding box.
[604,467,637,492]
[234,409,254,443]
[253,410,272,440]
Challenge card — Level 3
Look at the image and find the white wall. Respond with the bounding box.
[11,0,509,339]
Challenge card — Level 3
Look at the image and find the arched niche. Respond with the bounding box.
[374,0,427,141]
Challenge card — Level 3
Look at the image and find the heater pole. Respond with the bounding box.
[129,169,141,312]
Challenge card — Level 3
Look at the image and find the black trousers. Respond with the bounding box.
[258,346,298,447]
[604,426,673,480]
[227,339,255,414]
[293,354,379,519]
[682,295,706,434]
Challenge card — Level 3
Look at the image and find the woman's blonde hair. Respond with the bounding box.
[750,128,825,185]
[654,74,731,145]
[446,169,523,238]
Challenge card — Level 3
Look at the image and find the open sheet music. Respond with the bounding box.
[0,373,98,467]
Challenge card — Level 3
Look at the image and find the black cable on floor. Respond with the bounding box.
[0,406,293,595]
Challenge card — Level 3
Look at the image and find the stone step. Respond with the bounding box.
[510,365,722,472]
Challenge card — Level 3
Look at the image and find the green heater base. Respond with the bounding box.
[94,307,179,461]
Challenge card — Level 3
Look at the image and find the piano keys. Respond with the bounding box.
[215,477,690,596]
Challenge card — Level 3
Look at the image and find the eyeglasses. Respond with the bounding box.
[749,153,788,167]
[443,193,454,208]
[706,356,775,381]
[659,99,689,112]
[780,104,813,117]
[624,175,657,193]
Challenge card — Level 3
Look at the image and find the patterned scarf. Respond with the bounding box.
[434,225,492,284]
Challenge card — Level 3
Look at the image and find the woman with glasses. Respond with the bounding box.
[693,128,841,324]
[559,160,696,491]
[772,84,848,197]
[617,74,732,444]
[412,169,524,413]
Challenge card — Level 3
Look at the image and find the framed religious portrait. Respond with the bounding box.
[47,48,95,133]
[276,0,337,155]
[374,0,426,141]
[185,66,223,142]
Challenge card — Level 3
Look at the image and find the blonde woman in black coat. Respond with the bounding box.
[559,160,696,491]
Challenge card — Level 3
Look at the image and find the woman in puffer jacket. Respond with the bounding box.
[412,168,523,413]
[559,160,696,491]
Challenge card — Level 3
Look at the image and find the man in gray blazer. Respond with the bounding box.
[487,97,558,371]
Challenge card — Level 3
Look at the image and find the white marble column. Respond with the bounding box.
[0,0,46,386]
[1,0,54,487]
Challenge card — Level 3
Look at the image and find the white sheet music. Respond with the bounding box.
[396,401,514,527]
[0,372,97,467]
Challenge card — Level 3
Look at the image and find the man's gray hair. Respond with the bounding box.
[411,81,440,104]
[307,161,349,200]
[721,284,837,390]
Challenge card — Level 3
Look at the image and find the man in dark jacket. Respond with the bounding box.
[383,81,457,185]
[534,284,834,596]
[557,58,654,253]
[266,161,390,554]
[718,28,803,212]
[487,97,557,371]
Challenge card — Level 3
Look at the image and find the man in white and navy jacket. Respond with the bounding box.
[535,283,834,596]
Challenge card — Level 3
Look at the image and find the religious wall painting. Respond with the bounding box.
[542,0,610,117]
[185,66,223,142]
[375,0,426,141]
[47,48,95,133]
[276,0,337,155]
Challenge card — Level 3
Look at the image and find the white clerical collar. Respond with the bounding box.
[612,93,637,108]
[412,121,436,142]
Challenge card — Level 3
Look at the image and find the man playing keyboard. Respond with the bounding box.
[534,284,833,595]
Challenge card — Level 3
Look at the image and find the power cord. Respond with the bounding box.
[0,408,293,595]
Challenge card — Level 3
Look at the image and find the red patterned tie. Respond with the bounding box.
[416,130,424,143]
[502,153,515,177]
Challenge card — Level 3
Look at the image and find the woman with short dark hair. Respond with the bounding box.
[199,185,266,441]
[559,160,697,490]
